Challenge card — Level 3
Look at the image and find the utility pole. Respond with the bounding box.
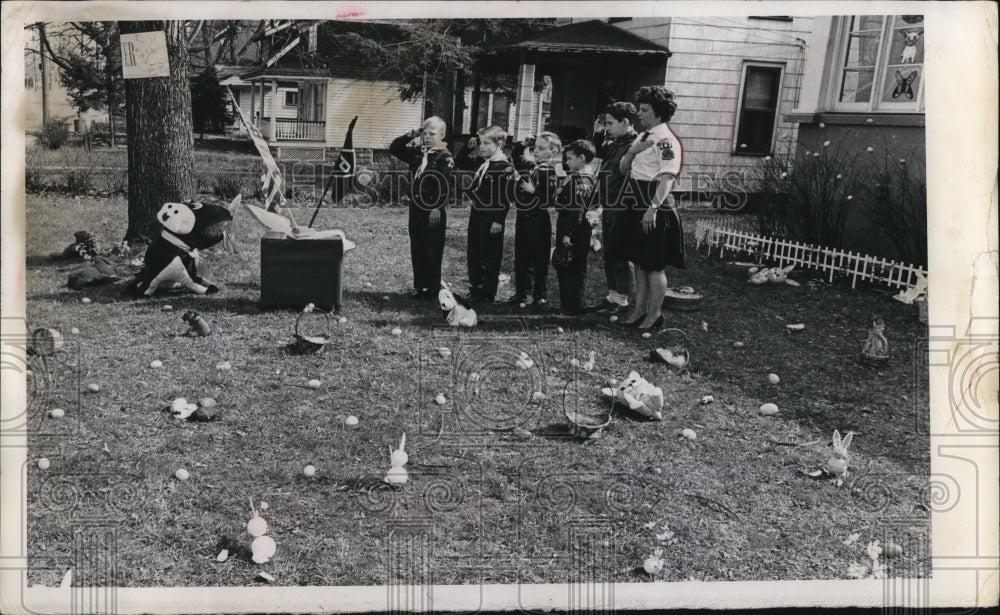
[38,23,50,124]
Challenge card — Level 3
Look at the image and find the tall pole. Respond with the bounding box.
[38,24,51,124]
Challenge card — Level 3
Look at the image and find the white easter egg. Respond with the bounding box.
[259,501,269,510]
[610,315,618,323]
[49,408,65,418]
[519,302,526,309]
[682,428,697,440]
[162,305,173,311]
[759,403,779,415]
[150,360,163,369]
[532,391,545,401]
[216,361,232,371]
[216,549,229,562]
[199,398,217,408]
[70,328,80,335]
[608,378,618,386]
[641,332,652,339]
[556,327,564,334]
[38,458,51,470]
[390,449,409,467]
[768,373,780,384]
[251,536,276,564]
[701,395,714,405]
[382,295,390,301]
[437,347,452,359]
[469,372,480,381]
[391,327,402,336]
[302,464,316,477]
[81,297,91,304]
[733,341,744,348]
[175,468,190,480]
[171,398,188,412]
[385,466,408,485]
[86,383,100,393]
[435,394,447,405]
[307,379,321,388]
[345,415,359,427]
[365,282,373,287]
[247,516,268,536]
[643,556,664,574]
[338,316,348,324]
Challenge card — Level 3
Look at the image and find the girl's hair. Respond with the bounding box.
[604,101,637,123]
[634,86,677,122]
[421,116,447,137]
[477,125,508,145]
[536,131,562,150]
[564,139,597,162]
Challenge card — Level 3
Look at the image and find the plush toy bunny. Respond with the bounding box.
[861,315,889,360]
[439,281,477,328]
[823,429,854,478]
[600,371,664,420]
[749,264,800,286]
[585,208,602,253]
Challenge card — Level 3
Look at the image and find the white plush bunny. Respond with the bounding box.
[585,208,602,252]
[823,429,854,478]
[439,281,477,327]
[749,264,799,286]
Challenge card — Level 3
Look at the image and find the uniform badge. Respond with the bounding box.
[657,138,675,161]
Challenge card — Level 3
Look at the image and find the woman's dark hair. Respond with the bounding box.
[564,139,597,162]
[604,101,637,124]
[634,86,677,123]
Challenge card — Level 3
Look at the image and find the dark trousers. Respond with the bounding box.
[513,210,551,300]
[409,207,446,291]
[601,208,634,294]
[467,212,505,300]
[554,220,591,312]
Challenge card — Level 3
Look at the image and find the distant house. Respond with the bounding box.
[229,21,424,163]
[478,17,817,206]
[23,26,106,134]
[785,14,926,262]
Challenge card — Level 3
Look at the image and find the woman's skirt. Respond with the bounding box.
[621,178,686,271]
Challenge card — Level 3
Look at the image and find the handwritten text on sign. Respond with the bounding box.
[120,31,170,79]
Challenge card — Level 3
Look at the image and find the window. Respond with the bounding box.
[734,64,783,155]
[834,15,924,111]
[283,90,299,107]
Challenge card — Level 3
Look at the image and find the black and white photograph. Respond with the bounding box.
[1,1,996,613]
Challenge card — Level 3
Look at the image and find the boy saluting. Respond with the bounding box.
[456,126,516,303]
[389,116,455,300]
[552,139,598,315]
[509,131,562,310]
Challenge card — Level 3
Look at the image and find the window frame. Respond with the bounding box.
[283,89,299,108]
[827,15,925,113]
[732,61,786,157]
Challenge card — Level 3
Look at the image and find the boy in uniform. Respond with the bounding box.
[509,131,562,309]
[552,139,598,315]
[592,102,639,314]
[456,126,516,302]
[389,116,455,299]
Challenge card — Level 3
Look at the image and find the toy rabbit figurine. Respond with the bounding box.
[861,315,889,361]
[823,429,854,481]
[585,209,602,253]
[438,281,477,328]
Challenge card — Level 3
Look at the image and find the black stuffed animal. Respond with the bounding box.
[126,200,232,297]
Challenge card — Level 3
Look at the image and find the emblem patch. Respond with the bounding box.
[657,138,675,161]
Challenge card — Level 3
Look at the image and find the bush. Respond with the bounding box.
[25,169,48,193]
[106,170,128,196]
[212,173,244,200]
[65,168,95,194]
[38,119,70,150]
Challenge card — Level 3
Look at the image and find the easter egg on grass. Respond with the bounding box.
[251,536,277,564]
[247,516,268,537]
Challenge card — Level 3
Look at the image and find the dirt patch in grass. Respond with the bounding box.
[23,195,930,587]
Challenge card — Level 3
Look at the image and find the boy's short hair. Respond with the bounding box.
[604,101,637,124]
[634,86,677,123]
[536,131,562,150]
[564,139,597,162]
[477,125,508,145]
[421,116,447,137]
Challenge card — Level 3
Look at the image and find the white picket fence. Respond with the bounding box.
[694,220,927,291]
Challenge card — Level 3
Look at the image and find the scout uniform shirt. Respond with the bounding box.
[630,122,683,183]
[388,135,455,210]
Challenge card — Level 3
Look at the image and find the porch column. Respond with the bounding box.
[513,63,536,140]
[269,79,278,141]
[248,79,256,128]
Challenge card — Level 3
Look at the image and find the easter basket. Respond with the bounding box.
[288,304,331,355]
[651,328,691,369]
[564,405,612,440]
[662,287,703,311]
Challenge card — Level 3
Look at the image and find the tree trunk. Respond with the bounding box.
[121,21,196,244]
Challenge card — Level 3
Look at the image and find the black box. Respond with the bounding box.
[260,236,343,310]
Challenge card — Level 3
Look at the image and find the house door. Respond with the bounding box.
[596,66,628,115]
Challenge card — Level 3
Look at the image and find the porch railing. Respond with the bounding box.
[258,119,326,141]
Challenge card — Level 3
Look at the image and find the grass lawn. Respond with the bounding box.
[23,193,930,587]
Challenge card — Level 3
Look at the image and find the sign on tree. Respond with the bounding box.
[120,31,170,79]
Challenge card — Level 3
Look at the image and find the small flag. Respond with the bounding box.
[308,116,358,228]
[226,88,290,216]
